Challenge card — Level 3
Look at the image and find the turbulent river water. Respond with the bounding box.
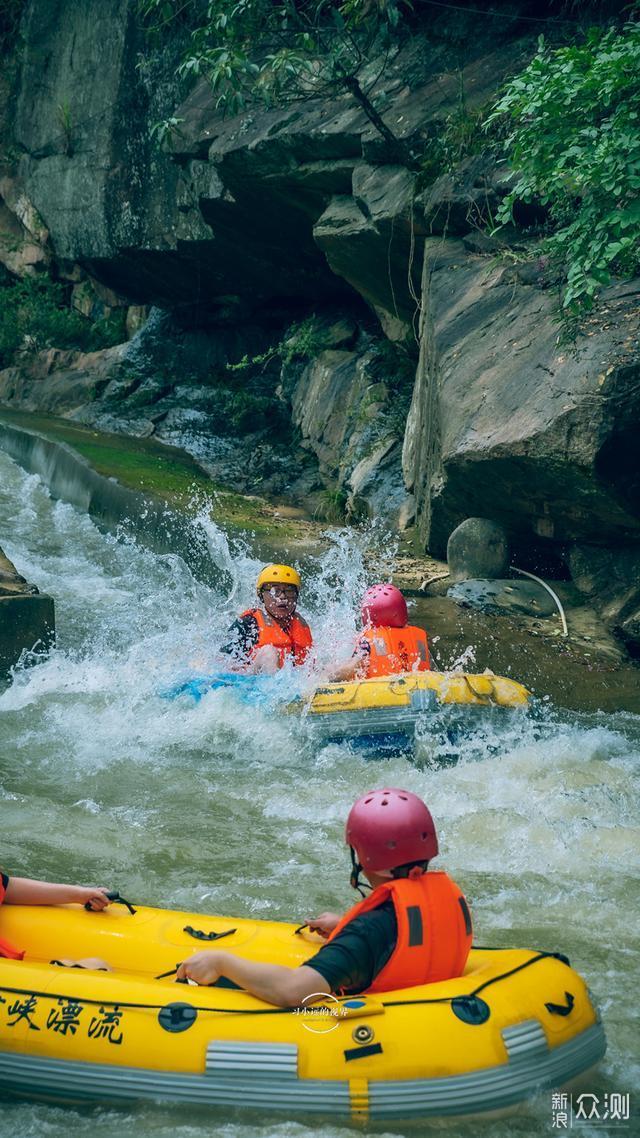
[0,450,638,1138]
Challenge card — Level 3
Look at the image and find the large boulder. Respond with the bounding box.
[447,517,510,582]
[12,0,215,306]
[404,241,640,555]
[313,165,423,341]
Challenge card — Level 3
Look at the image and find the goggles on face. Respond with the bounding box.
[262,584,298,598]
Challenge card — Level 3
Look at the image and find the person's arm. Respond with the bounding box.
[4,877,112,911]
[304,911,342,938]
[219,615,259,664]
[325,639,369,683]
[326,659,361,682]
[301,906,397,995]
[175,951,331,1006]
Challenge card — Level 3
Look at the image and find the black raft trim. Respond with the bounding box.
[344,1042,383,1062]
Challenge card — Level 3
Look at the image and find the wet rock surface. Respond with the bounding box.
[0,546,38,597]
[0,1,638,652]
[0,545,55,676]
[447,578,557,619]
[403,240,640,649]
[568,544,640,659]
[404,247,640,553]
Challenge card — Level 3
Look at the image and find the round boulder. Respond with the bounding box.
[447,518,510,583]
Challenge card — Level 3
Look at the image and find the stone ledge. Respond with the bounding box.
[0,590,55,677]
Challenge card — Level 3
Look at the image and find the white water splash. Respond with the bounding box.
[1,449,639,1138]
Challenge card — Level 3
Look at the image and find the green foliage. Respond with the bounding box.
[149,115,185,146]
[214,386,289,435]
[279,315,335,365]
[56,100,74,156]
[0,275,126,368]
[418,74,488,185]
[137,0,208,34]
[488,23,640,313]
[139,0,409,149]
[314,486,348,523]
[225,315,333,375]
[211,315,335,437]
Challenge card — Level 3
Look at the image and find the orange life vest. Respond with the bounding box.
[0,876,24,960]
[241,608,313,668]
[326,870,472,993]
[361,625,430,678]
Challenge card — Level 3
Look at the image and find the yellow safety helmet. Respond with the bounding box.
[256,564,301,594]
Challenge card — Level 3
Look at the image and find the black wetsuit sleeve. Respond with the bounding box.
[1,872,8,891]
[219,615,260,661]
[303,902,397,995]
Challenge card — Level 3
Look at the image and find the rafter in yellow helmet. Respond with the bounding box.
[256,564,301,593]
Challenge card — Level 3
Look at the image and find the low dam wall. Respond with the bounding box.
[0,416,226,589]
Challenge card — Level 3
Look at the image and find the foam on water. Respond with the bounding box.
[1,451,639,1138]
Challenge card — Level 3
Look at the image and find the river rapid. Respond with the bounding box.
[0,450,638,1138]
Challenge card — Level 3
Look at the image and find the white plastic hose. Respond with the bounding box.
[510,565,569,637]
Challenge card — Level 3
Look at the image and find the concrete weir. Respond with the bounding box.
[0,416,226,589]
[0,545,55,677]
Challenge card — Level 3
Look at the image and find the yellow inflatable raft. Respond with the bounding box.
[0,901,604,1121]
[288,672,531,745]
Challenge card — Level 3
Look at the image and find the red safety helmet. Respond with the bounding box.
[346,787,439,873]
[361,584,408,629]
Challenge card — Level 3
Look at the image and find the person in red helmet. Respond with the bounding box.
[175,789,472,1004]
[328,583,431,681]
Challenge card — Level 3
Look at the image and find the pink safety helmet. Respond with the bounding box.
[346,787,439,872]
[361,583,408,629]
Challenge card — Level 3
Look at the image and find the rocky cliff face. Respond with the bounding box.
[404,244,640,551]
[403,242,640,651]
[0,1,638,649]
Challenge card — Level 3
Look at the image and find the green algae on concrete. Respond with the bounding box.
[0,410,316,544]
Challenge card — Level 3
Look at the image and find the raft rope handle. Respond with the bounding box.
[2,950,570,1017]
[84,891,136,915]
[510,565,569,637]
[154,929,238,978]
[155,965,186,980]
[294,922,332,938]
[183,926,237,942]
[50,961,109,971]
[545,991,575,1016]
